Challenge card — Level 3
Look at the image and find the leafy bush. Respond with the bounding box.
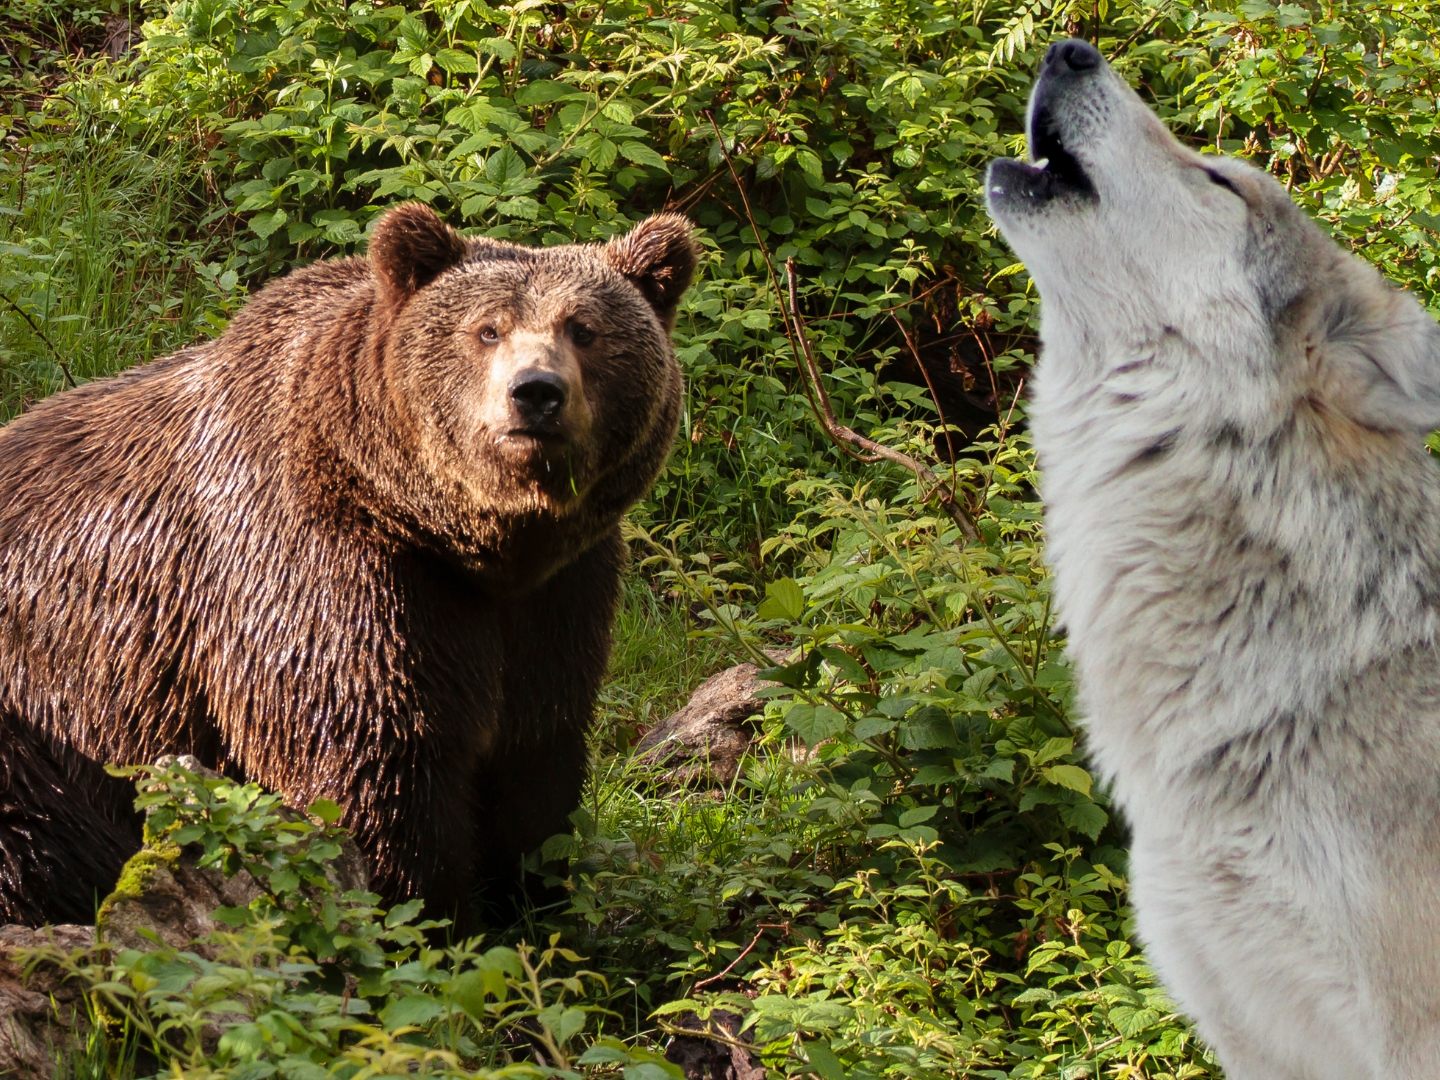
[612,435,1217,1077]
[41,761,682,1078]
[7,1,1440,1077]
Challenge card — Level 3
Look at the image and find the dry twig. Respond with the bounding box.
[782,262,980,542]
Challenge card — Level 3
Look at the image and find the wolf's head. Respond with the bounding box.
[986,39,1440,435]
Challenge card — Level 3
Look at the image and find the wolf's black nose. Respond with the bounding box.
[1044,39,1101,72]
[510,369,568,424]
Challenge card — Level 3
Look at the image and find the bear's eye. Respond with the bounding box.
[569,321,597,347]
[478,325,501,345]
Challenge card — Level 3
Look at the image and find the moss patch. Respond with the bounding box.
[94,839,183,938]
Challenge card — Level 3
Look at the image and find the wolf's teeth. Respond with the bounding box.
[1033,157,1050,170]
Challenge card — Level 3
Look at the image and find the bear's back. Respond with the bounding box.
[0,256,383,768]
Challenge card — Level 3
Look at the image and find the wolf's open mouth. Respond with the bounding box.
[984,100,1095,208]
[1027,99,1093,198]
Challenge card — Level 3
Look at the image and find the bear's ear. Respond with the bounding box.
[604,213,700,329]
[1321,275,1440,433]
[369,203,467,307]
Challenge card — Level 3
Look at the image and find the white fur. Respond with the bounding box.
[988,43,1440,1079]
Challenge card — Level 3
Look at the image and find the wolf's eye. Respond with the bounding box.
[1203,167,1241,197]
[478,325,501,345]
[569,321,597,347]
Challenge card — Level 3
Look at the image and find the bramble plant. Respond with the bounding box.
[4,0,1438,1076]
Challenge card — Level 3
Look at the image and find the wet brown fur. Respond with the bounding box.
[0,204,698,926]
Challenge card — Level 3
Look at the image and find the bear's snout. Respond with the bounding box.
[509,368,569,431]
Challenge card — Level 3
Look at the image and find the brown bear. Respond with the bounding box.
[0,203,697,927]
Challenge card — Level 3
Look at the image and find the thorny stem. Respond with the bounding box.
[691,921,790,993]
[889,308,959,473]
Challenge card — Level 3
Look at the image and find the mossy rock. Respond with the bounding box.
[96,756,370,954]
[96,836,265,953]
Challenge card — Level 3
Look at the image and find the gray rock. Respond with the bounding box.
[636,661,781,787]
[0,923,94,1077]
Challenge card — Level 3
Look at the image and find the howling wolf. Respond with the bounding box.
[987,38,1440,1079]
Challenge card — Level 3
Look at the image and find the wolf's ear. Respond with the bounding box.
[604,213,699,329]
[1323,285,1440,433]
[369,203,467,308]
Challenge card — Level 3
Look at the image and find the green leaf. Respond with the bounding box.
[1061,800,1109,840]
[474,37,516,61]
[249,208,288,239]
[551,1004,586,1043]
[757,577,804,621]
[380,993,445,1030]
[620,141,669,170]
[449,969,502,1018]
[384,898,425,927]
[898,706,957,750]
[1032,737,1075,765]
[980,757,1015,782]
[783,703,848,745]
[485,145,527,185]
[898,804,938,827]
[801,1038,847,1080]
[852,715,896,740]
[795,148,824,180]
[216,1024,266,1059]
[434,48,478,75]
[1042,764,1093,797]
[623,1065,684,1080]
[588,137,618,170]
[307,798,342,825]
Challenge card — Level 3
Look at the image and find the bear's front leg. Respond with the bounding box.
[0,714,143,925]
[336,751,481,924]
[474,531,626,911]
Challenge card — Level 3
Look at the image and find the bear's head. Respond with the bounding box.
[362,203,697,583]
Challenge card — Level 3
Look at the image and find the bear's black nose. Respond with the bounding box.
[509,369,568,426]
[1044,39,1101,73]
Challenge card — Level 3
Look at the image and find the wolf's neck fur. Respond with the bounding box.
[1031,318,1440,816]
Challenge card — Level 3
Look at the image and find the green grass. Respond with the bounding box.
[594,575,740,754]
[0,112,242,420]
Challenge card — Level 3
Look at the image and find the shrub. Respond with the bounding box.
[38,761,684,1078]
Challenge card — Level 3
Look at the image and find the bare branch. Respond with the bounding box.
[784,261,980,541]
[703,110,981,541]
